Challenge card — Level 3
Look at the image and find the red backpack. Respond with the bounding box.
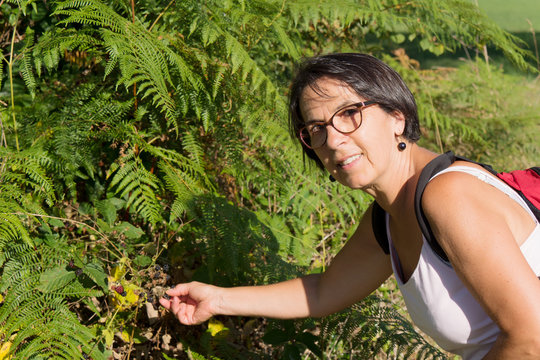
[372,151,540,263]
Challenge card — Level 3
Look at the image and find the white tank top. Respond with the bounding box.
[387,166,540,359]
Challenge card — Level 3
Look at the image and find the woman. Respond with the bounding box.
[160,53,540,359]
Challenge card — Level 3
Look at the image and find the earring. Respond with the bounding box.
[329,175,336,182]
[398,142,407,151]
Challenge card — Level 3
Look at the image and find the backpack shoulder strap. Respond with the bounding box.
[372,151,460,258]
[371,201,390,255]
[414,151,457,264]
[373,151,508,261]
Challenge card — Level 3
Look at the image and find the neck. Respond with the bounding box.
[368,145,437,217]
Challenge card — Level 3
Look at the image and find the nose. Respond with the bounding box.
[324,124,348,149]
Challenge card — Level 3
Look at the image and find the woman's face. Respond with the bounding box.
[299,77,405,190]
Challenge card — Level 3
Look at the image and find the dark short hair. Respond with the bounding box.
[288,53,421,169]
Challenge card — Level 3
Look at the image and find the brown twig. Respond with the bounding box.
[125,304,140,360]
[149,0,175,32]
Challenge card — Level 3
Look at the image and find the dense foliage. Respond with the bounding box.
[1,0,539,358]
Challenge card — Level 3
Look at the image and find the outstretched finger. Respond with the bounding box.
[166,283,194,297]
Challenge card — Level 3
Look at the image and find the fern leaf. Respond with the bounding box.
[109,155,163,224]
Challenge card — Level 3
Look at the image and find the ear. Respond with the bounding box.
[391,110,406,137]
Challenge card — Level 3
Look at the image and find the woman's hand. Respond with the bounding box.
[159,282,221,325]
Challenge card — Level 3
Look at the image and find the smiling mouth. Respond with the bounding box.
[339,154,362,167]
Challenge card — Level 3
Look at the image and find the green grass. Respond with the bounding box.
[401,1,540,74]
[477,0,540,32]
[473,0,540,75]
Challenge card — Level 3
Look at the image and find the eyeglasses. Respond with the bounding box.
[299,101,377,149]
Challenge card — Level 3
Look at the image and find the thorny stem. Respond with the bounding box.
[154,218,194,263]
[89,307,122,355]
[126,304,140,360]
[8,27,20,152]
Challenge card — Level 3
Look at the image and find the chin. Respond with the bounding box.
[343,172,375,189]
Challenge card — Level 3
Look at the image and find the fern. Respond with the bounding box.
[19,27,37,97]
[32,28,103,76]
[108,151,163,224]
[0,146,56,205]
[317,296,448,359]
[160,160,203,222]
[0,238,108,360]
[182,193,301,285]
[3,0,538,358]
[0,145,57,249]
[43,0,209,132]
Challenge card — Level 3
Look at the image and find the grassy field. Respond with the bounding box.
[403,1,540,73]
[477,0,540,32]
[472,0,540,72]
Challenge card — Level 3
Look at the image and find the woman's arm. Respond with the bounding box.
[160,205,393,324]
[423,170,540,359]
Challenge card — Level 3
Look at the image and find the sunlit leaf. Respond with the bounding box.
[37,266,76,293]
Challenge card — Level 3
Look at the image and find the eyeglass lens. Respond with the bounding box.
[300,104,363,148]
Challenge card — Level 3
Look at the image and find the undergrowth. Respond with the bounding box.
[0,0,538,359]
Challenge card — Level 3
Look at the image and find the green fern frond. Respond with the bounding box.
[109,153,163,224]
[181,131,205,167]
[317,296,447,359]
[0,147,56,206]
[19,26,37,97]
[33,28,102,75]
[55,2,125,33]
[0,239,108,359]
[0,210,33,246]
[49,1,183,123]
[159,161,202,222]
[183,193,299,285]
[236,102,290,148]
